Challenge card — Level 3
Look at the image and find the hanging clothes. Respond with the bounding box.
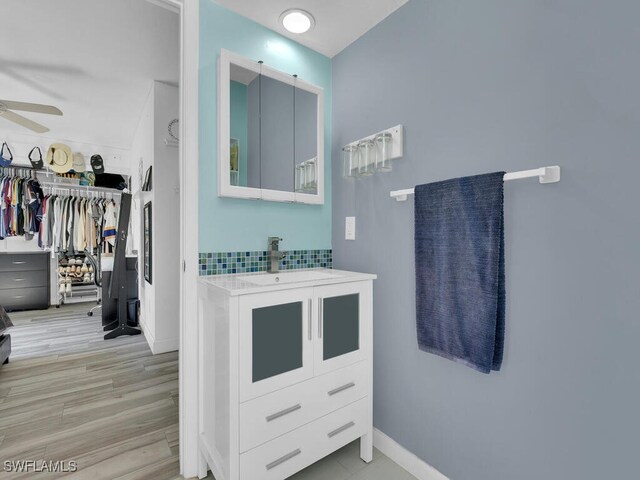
[0,169,121,256]
[0,173,43,241]
[38,194,119,255]
[102,200,118,252]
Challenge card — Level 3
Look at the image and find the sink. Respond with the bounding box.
[237,270,339,286]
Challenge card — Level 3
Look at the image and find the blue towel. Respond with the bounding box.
[414,172,506,374]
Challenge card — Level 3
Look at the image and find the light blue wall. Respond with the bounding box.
[199,0,332,252]
[332,1,640,479]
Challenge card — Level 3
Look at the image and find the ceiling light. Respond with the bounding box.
[280,9,315,34]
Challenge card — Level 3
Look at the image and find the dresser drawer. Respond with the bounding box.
[240,360,368,453]
[0,253,49,272]
[0,269,48,289]
[0,287,49,311]
[240,397,368,480]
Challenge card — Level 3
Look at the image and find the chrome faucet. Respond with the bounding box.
[267,237,287,273]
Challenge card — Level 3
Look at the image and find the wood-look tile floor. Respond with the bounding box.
[0,304,180,479]
[1,305,417,480]
[196,442,418,480]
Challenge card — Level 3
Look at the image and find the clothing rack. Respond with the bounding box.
[389,165,561,202]
[0,165,41,179]
[40,182,124,200]
[1,165,128,200]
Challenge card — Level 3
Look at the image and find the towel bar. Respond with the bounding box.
[389,166,561,201]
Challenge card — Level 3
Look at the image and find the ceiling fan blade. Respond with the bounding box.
[0,109,49,133]
[0,100,62,116]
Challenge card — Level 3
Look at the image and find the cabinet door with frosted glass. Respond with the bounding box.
[314,282,370,375]
[239,288,314,402]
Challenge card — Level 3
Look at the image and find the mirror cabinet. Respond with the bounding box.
[218,49,324,204]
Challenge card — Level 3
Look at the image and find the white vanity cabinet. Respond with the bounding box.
[198,269,375,480]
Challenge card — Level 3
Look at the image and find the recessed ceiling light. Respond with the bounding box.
[280,9,315,34]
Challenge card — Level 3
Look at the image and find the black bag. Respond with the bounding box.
[95,173,128,190]
[28,147,44,169]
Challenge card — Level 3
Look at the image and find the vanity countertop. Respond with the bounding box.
[198,268,376,296]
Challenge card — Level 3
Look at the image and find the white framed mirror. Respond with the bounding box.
[218,49,324,204]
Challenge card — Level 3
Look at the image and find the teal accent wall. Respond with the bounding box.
[199,0,332,252]
[229,80,248,186]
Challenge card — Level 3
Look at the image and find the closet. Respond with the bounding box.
[41,184,122,306]
[0,165,127,310]
[0,0,180,369]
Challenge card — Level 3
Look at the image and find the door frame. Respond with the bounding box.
[148,0,202,478]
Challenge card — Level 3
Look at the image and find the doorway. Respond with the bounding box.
[0,0,184,476]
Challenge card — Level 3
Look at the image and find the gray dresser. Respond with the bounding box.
[0,253,50,311]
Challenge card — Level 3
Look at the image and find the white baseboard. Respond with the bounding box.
[373,428,449,480]
[152,336,179,353]
[138,316,153,351]
[139,317,178,354]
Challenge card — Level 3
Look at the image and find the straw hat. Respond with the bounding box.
[46,143,73,173]
[72,152,86,172]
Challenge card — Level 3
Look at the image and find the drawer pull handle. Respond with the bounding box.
[13,295,25,299]
[318,297,323,338]
[12,261,27,265]
[308,299,312,341]
[266,404,301,422]
[328,382,355,396]
[14,278,25,281]
[266,448,301,470]
[328,421,355,438]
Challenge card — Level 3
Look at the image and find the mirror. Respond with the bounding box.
[220,49,324,204]
[294,86,318,195]
[229,63,261,189]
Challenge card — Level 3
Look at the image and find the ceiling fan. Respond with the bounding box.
[0,100,63,134]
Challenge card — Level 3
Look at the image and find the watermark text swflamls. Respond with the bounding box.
[4,460,78,473]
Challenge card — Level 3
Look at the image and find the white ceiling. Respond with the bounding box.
[214,0,409,58]
[0,0,179,149]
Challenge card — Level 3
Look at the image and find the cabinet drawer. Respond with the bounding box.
[0,287,49,311]
[0,253,49,272]
[240,397,368,480]
[240,361,368,452]
[0,269,48,289]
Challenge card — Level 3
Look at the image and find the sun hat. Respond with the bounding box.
[72,152,86,172]
[46,143,73,173]
[0,142,13,167]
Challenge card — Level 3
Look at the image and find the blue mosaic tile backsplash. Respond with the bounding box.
[199,249,332,276]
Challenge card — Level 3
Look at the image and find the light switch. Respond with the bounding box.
[345,217,356,240]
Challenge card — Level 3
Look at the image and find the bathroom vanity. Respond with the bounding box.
[197,268,375,480]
